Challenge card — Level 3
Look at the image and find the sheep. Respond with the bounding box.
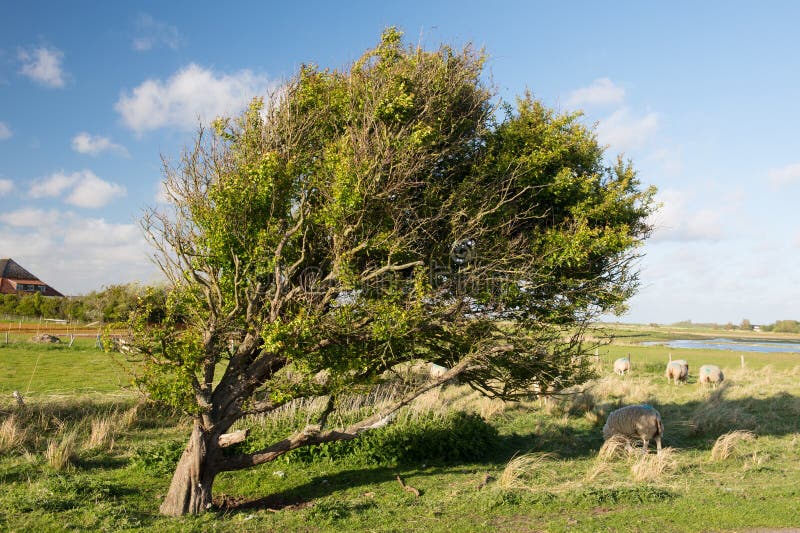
[698,364,724,387]
[665,360,688,384]
[602,404,663,454]
[613,356,631,375]
[429,363,449,379]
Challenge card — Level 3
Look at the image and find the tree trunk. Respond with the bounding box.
[159,423,218,516]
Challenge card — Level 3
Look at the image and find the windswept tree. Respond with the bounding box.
[137,28,655,516]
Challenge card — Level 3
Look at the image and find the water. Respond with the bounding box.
[641,337,800,353]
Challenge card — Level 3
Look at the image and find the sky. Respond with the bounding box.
[1,0,799,325]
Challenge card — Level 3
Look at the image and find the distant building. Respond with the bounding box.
[0,258,64,297]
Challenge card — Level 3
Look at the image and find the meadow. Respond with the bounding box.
[1,324,799,531]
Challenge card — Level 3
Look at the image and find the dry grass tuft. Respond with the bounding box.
[120,403,142,430]
[597,434,635,461]
[45,430,78,471]
[86,416,115,451]
[496,452,554,491]
[630,447,678,482]
[0,415,28,453]
[710,430,756,461]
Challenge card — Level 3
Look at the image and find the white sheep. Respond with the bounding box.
[613,356,631,375]
[602,404,663,453]
[665,360,688,384]
[698,364,724,387]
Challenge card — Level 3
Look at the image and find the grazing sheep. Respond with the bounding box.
[429,363,449,379]
[613,356,631,375]
[602,404,663,453]
[698,364,724,387]
[665,360,688,384]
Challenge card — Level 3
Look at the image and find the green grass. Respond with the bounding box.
[0,335,799,531]
[0,339,133,397]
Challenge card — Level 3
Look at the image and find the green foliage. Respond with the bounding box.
[771,320,800,333]
[130,440,186,475]
[236,411,500,466]
[570,486,675,506]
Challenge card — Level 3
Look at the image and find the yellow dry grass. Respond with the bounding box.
[710,430,756,461]
[0,414,28,453]
[45,430,78,471]
[85,416,115,451]
[630,447,678,482]
[496,452,554,491]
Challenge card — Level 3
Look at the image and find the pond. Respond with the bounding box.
[641,337,800,353]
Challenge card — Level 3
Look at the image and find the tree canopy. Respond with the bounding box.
[136,28,656,516]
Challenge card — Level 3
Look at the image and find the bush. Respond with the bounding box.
[238,411,501,466]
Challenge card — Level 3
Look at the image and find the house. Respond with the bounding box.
[0,258,64,297]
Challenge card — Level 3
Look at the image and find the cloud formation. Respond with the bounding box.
[132,13,181,51]
[18,46,66,88]
[596,107,659,153]
[28,170,126,208]
[0,178,13,196]
[0,121,11,140]
[768,162,800,186]
[0,208,158,294]
[115,64,270,134]
[71,132,129,157]
[565,78,625,108]
[647,188,746,243]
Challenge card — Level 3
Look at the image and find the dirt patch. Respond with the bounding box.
[214,494,313,513]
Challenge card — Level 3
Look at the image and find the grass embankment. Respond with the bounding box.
[1,336,799,531]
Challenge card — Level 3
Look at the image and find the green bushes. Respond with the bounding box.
[228,411,501,467]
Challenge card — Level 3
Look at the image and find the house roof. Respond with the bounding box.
[0,258,64,297]
[0,258,38,280]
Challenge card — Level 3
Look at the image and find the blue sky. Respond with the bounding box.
[1,1,799,325]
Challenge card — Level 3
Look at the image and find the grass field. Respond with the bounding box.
[1,324,799,531]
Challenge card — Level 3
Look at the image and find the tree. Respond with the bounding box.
[137,28,656,516]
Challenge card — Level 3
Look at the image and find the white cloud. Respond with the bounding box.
[565,78,625,108]
[648,188,743,243]
[29,171,78,198]
[0,207,60,227]
[0,209,160,294]
[65,173,127,208]
[72,132,129,157]
[18,46,66,88]
[0,121,11,140]
[596,107,659,153]
[0,179,13,196]
[28,170,126,208]
[768,162,800,187]
[115,63,271,133]
[132,13,181,51]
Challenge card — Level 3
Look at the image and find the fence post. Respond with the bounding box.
[741,354,745,368]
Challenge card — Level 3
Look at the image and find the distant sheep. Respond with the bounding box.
[429,363,449,379]
[613,356,631,375]
[602,404,663,453]
[665,361,688,384]
[698,364,724,387]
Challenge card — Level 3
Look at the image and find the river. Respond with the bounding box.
[641,337,800,353]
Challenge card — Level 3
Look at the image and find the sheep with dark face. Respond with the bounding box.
[665,361,688,384]
[602,404,663,453]
[698,364,724,387]
[613,356,631,375]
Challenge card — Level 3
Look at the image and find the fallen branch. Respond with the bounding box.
[396,475,420,497]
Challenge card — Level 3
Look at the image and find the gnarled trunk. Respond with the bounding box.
[159,423,218,516]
